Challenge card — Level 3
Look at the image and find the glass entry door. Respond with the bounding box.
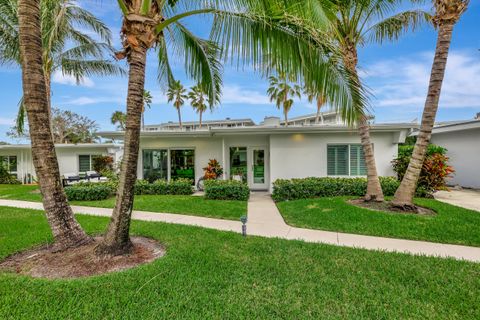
[249,147,268,190]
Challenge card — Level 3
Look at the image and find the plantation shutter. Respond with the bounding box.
[350,145,367,176]
[79,155,91,173]
[327,145,348,175]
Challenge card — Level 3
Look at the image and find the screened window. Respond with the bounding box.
[0,155,17,173]
[327,145,367,176]
[78,155,93,173]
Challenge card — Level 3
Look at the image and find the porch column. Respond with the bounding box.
[222,137,226,180]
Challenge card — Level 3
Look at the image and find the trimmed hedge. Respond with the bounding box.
[134,179,193,195]
[272,176,426,202]
[65,183,113,201]
[204,180,250,201]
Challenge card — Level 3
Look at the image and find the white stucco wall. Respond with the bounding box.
[269,132,398,190]
[430,128,480,188]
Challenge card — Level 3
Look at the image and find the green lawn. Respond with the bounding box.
[277,197,480,247]
[0,184,246,220]
[0,207,479,319]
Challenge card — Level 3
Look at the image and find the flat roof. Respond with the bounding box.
[430,119,480,134]
[0,143,122,150]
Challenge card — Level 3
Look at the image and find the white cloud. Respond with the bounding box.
[363,51,480,110]
[64,96,124,106]
[0,117,13,126]
[221,85,270,105]
[52,71,95,87]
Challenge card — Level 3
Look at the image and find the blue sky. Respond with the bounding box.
[1,1,479,143]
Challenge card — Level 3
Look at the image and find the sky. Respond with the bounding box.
[1,1,479,143]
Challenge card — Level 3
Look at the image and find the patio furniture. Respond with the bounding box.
[86,171,101,182]
[62,173,81,187]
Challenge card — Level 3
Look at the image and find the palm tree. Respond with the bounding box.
[304,88,326,124]
[0,0,124,133]
[142,90,153,130]
[329,0,431,202]
[98,0,368,255]
[188,84,210,128]
[167,80,188,129]
[267,73,302,126]
[16,0,91,249]
[392,0,468,209]
[111,111,127,131]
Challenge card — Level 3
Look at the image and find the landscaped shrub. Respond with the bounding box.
[392,144,454,195]
[134,179,193,195]
[202,159,223,180]
[0,165,20,184]
[65,182,114,201]
[204,180,250,201]
[271,177,415,202]
[92,155,114,173]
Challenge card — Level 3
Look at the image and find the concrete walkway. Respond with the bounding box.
[1,194,480,263]
[434,189,480,212]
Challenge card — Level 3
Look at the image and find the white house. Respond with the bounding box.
[0,143,123,183]
[98,112,413,192]
[428,114,480,189]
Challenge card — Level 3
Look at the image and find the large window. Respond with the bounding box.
[230,147,247,181]
[170,149,195,181]
[79,155,93,173]
[0,155,17,174]
[327,144,367,176]
[143,149,168,182]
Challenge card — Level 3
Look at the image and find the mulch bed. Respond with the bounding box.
[348,199,436,216]
[0,236,165,279]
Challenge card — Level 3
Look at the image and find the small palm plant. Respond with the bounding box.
[167,80,188,129]
[267,73,302,126]
[142,90,153,130]
[188,84,210,128]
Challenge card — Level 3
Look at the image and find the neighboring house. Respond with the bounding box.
[98,112,413,192]
[0,143,123,183]
[428,114,480,189]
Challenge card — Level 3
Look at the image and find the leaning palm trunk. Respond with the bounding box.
[17,0,91,249]
[177,106,183,129]
[199,110,203,128]
[97,48,147,254]
[343,45,384,201]
[392,1,467,208]
[315,95,325,124]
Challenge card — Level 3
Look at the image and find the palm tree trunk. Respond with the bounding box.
[284,109,288,127]
[392,22,455,208]
[343,45,384,202]
[315,95,324,124]
[97,47,147,255]
[17,0,91,250]
[199,110,203,128]
[177,107,183,129]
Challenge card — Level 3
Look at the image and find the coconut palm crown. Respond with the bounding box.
[188,84,210,128]
[267,73,302,126]
[166,80,188,129]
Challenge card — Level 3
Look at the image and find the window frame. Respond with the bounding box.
[327,144,368,177]
[0,155,18,176]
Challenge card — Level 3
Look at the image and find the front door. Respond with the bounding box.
[248,147,268,190]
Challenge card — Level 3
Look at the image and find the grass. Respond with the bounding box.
[277,196,480,247]
[0,184,246,220]
[0,207,479,319]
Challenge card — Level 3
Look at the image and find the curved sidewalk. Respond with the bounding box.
[1,195,480,263]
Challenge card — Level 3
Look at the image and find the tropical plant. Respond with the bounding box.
[16,0,91,249]
[188,84,210,128]
[304,87,326,124]
[142,90,152,129]
[98,0,369,255]
[203,159,223,180]
[327,0,432,202]
[267,73,302,126]
[166,80,188,129]
[111,111,127,131]
[392,0,468,209]
[0,0,124,134]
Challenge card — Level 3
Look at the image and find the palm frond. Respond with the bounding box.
[60,59,126,83]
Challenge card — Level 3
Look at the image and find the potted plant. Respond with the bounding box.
[231,168,244,182]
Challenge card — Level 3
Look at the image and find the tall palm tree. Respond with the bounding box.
[111,111,127,131]
[392,0,468,209]
[98,0,368,255]
[329,0,431,202]
[305,88,326,124]
[142,90,153,130]
[167,80,187,129]
[0,0,124,133]
[267,73,302,126]
[16,0,91,249]
[188,84,210,128]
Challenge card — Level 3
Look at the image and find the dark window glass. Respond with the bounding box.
[170,150,195,182]
[143,149,168,182]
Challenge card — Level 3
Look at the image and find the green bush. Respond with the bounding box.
[0,165,20,184]
[392,144,454,195]
[134,178,193,195]
[204,180,250,201]
[271,176,424,202]
[65,182,114,201]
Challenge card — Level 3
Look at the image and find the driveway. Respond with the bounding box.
[434,189,480,212]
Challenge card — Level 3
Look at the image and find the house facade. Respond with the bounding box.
[99,113,413,192]
[428,115,480,189]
